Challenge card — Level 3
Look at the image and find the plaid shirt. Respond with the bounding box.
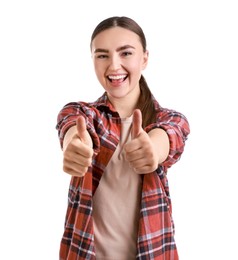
[56,92,190,260]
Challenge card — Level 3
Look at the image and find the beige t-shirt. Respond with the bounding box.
[92,116,142,260]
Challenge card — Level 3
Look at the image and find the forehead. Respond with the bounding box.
[91,27,142,51]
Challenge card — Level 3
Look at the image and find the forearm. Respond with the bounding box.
[148,128,170,165]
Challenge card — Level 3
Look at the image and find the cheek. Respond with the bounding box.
[129,63,144,75]
[94,62,104,78]
[128,57,146,72]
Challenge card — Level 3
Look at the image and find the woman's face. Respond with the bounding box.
[91,27,148,106]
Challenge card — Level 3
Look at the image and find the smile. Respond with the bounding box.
[107,74,128,82]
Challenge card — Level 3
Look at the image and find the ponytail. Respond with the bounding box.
[137,75,157,128]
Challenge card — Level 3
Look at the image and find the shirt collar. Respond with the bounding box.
[92,91,161,115]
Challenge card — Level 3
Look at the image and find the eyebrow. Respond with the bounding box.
[94,45,135,53]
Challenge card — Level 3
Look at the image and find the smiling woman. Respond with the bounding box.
[56,16,190,260]
[91,26,148,118]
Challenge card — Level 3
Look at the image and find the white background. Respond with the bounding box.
[0,0,238,259]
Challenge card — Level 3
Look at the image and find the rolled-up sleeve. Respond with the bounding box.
[56,102,84,149]
[56,102,100,152]
[145,108,190,170]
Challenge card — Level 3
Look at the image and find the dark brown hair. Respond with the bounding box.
[90,16,156,128]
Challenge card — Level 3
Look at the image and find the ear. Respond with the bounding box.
[142,50,149,70]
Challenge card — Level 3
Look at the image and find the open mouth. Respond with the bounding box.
[107,74,128,83]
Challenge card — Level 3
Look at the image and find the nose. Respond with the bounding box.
[109,54,121,70]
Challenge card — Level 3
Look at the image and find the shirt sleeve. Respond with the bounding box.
[56,102,100,152]
[145,107,190,170]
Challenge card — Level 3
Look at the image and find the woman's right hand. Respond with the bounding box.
[62,116,94,177]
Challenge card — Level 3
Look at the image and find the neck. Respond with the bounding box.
[107,89,140,118]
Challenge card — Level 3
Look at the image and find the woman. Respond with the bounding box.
[56,16,190,260]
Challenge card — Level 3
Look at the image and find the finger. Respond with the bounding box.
[76,116,88,144]
[132,109,143,139]
[125,148,144,162]
[63,163,88,177]
[133,165,154,174]
[64,150,92,167]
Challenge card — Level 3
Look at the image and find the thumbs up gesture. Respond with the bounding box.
[124,109,160,174]
[63,116,94,177]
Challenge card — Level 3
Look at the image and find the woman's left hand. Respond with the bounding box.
[124,109,160,174]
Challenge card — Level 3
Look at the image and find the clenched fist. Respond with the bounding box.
[63,116,94,177]
[124,109,169,174]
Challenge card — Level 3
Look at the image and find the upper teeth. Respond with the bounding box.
[108,75,126,80]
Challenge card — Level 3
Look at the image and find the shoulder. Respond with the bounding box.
[58,92,108,116]
[151,96,188,123]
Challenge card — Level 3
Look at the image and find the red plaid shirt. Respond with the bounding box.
[56,92,190,259]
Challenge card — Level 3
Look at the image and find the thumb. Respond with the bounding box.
[131,109,143,139]
[76,116,89,144]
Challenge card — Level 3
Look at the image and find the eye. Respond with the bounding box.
[96,54,108,59]
[121,51,132,57]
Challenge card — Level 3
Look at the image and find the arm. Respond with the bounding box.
[124,108,190,174]
[56,102,101,176]
[146,107,190,170]
[148,128,170,165]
